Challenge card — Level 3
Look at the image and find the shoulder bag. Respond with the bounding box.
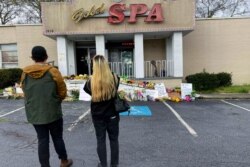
[113,74,130,115]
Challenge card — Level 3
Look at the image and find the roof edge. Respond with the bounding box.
[0,24,42,27]
[196,16,250,21]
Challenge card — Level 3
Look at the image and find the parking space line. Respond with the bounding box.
[162,101,198,137]
[67,109,90,132]
[0,106,25,118]
[221,100,250,112]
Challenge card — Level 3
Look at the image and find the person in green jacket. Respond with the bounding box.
[20,46,73,167]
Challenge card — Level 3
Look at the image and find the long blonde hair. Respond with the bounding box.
[91,55,116,102]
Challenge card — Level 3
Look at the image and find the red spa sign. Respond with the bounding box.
[108,3,164,24]
[72,3,164,24]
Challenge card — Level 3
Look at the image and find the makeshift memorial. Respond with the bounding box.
[63,74,89,80]
[62,74,196,103]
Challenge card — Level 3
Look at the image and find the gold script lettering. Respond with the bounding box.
[95,3,105,14]
[72,3,105,23]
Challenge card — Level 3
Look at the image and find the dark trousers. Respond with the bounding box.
[93,116,119,167]
[33,118,68,167]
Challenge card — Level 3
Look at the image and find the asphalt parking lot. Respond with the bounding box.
[1,99,250,167]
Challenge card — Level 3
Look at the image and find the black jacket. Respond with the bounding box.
[83,74,120,120]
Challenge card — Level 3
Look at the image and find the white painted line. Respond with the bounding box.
[162,101,198,137]
[221,100,250,112]
[0,106,25,118]
[67,109,90,132]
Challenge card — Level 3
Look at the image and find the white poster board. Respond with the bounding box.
[79,83,91,101]
[16,87,23,94]
[181,83,193,99]
[145,89,159,100]
[119,84,146,100]
[118,84,135,94]
[65,80,86,96]
[154,83,168,97]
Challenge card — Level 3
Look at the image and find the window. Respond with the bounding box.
[0,44,18,69]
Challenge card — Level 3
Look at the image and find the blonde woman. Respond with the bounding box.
[84,55,120,167]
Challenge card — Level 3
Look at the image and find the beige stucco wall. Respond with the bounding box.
[0,25,57,68]
[144,39,165,61]
[183,18,250,85]
[0,26,17,43]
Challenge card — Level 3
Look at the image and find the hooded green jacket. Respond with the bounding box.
[20,64,67,124]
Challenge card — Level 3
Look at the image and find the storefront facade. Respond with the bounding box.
[1,0,250,86]
[42,0,195,81]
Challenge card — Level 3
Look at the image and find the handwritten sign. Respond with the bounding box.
[154,83,168,97]
[145,89,158,101]
[118,84,136,93]
[181,83,193,99]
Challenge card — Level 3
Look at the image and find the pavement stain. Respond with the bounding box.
[0,118,9,123]
[2,130,25,138]
[229,112,240,116]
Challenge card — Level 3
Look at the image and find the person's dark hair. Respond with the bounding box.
[31,46,48,62]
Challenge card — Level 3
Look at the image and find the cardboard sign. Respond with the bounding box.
[181,83,193,99]
[154,83,168,97]
[65,80,86,96]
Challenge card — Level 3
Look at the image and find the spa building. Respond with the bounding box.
[0,0,250,87]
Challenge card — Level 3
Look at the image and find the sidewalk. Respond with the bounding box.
[198,93,250,99]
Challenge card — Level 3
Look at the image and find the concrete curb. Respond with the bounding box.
[0,96,8,99]
[198,94,250,99]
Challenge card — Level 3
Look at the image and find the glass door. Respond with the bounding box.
[121,50,133,76]
[108,49,133,77]
[76,48,96,75]
[76,48,88,75]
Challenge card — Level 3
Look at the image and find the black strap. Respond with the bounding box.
[113,74,118,97]
[113,74,130,115]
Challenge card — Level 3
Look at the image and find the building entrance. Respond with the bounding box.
[75,47,96,75]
